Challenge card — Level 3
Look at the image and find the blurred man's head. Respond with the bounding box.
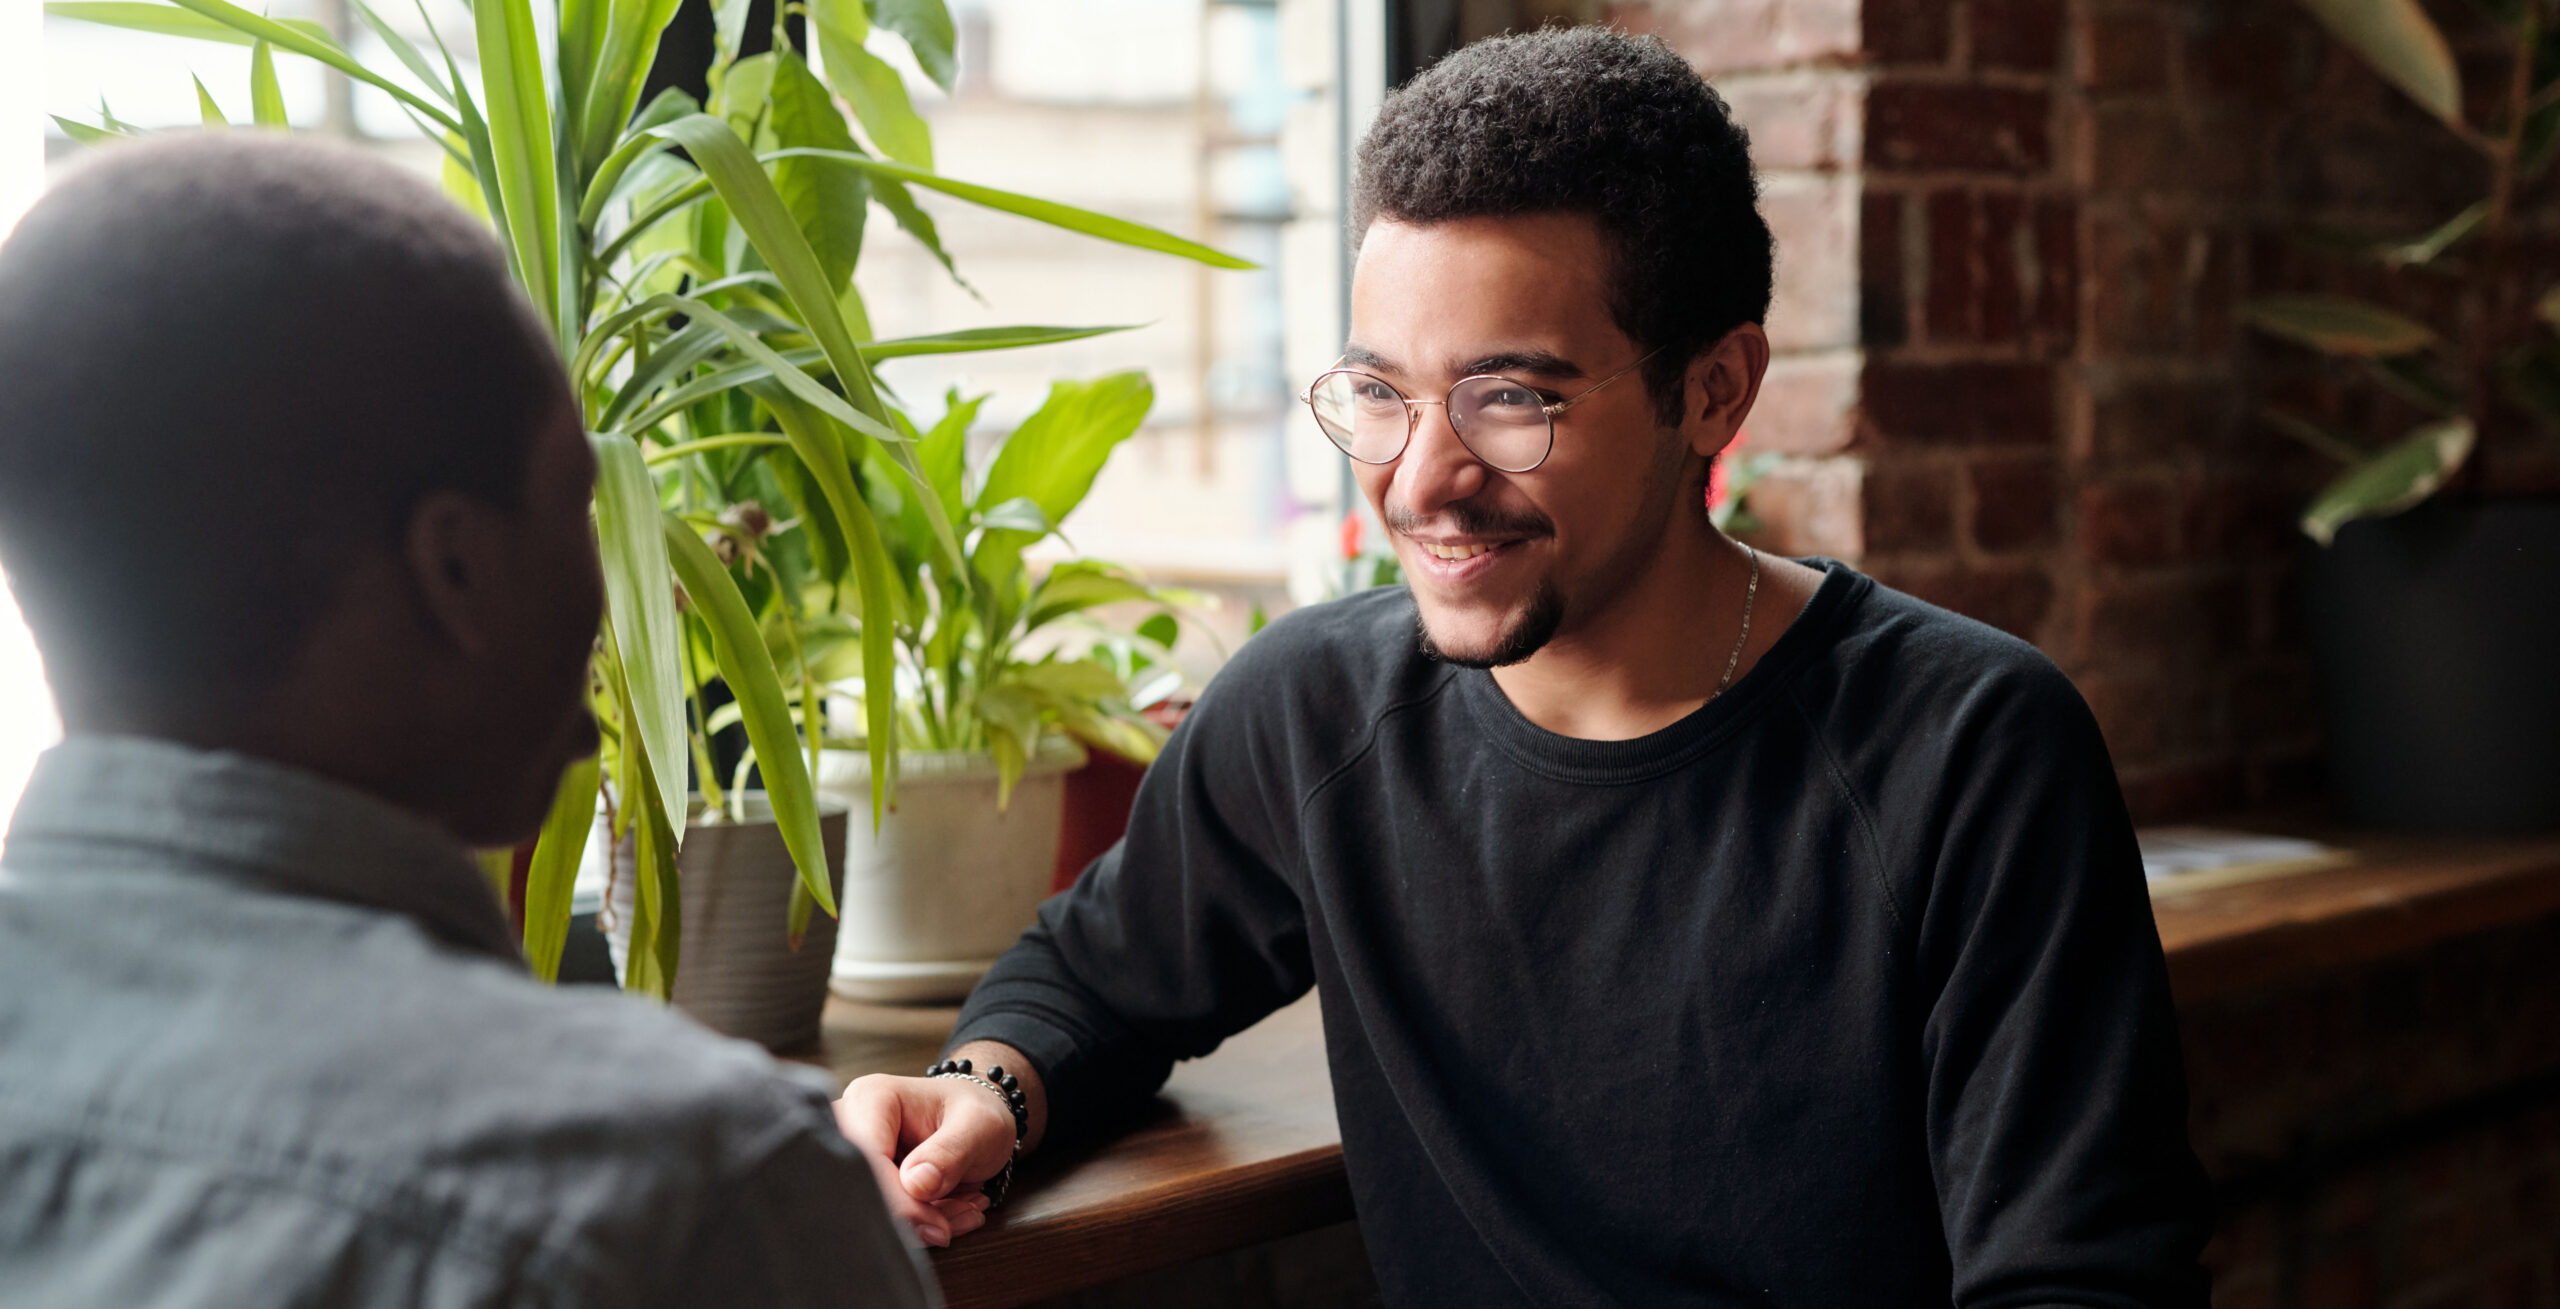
[0,134,601,845]
[1343,27,1772,667]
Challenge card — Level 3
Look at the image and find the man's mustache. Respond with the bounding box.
[1382,501,1555,540]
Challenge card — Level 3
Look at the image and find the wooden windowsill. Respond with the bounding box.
[814,832,2560,1308]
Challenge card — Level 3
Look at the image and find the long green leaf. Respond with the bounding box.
[47,3,330,48]
[2302,417,2474,544]
[2296,0,2463,124]
[474,0,560,329]
[662,516,838,917]
[754,382,903,827]
[2241,294,2438,356]
[49,115,131,145]
[590,432,689,846]
[622,709,682,999]
[573,0,684,176]
[765,147,1257,269]
[648,117,966,569]
[864,324,1136,358]
[192,74,229,127]
[522,753,602,982]
[144,0,460,132]
[345,0,452,108]
[249,39,286,127]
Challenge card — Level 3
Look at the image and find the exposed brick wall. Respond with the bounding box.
[1614,0,2560,823]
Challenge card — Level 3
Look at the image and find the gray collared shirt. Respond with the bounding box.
[0,735,937,1308]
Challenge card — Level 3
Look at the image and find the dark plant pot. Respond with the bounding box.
[2299,497,2560,833]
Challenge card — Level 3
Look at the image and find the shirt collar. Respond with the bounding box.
[3,733,523,964]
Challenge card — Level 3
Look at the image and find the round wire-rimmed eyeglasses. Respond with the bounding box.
[1297,348,1660,473]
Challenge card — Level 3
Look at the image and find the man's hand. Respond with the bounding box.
[834,1042,1047,1248]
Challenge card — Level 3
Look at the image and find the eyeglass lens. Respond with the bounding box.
[1307,371,1553,472]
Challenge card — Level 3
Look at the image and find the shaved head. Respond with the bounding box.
[0,133,569,718]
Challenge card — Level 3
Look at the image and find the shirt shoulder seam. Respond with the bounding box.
[1786,681,1909,936]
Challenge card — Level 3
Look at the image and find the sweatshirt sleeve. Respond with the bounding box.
[947,642,1316,1135]
[1901,661,2214,1309]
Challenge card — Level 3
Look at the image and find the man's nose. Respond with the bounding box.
[1393,400,1489,516]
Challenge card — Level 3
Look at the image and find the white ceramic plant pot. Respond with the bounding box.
[601,792,848,1053]
[816,740,1086,1004]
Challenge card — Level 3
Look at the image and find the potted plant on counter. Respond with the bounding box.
[2238,0,2559,833]
[803,375,1188,1002]
[51,0,1248,1041]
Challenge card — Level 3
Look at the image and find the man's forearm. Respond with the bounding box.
[948,1039,1049,1152]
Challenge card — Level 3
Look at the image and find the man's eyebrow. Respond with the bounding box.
[1341,344,1397,373]
[1457,349,1584,380]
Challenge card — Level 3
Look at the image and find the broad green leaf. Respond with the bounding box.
[711,0,754,67]
[591,432,689,844]
[976,372,1153,526]
[976,496,1053,536]
[249,40,286,127]
[1024,560,1157,631]
[873,0,957,92]
[2296,0,2462,124]
[809,0,868,51]
[708,50,777,132]
[2502,342,2560,424]
[868,167,969,291]
[2241,294,2437,356]
[770,52,871,292]
[2539,286,2560,332]
[474,0,560,330]
[1135,612,1179,649]
[521,753,602,982]
[47,3,330,48]
[2301,417,2474,544]
[662,515,838,917]
[863,324,1137,359]
[192,74,229,127]
[648,116,966,570]
[766,147,1257,269]
[147,0,460,131]
[818,29,934,169]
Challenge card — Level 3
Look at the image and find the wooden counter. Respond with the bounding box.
[814,833,2560,1308]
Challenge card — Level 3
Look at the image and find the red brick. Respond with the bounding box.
[2080,478,2176,566]
[1860,361,2057,447]
[2076,670,2168,761]
[1970,454,2057,550]
[1747,352,1862,456]
[1655,0,1862,73]
[1863,0,1950,67]
[1971,0,2065,73]
[1860,457,1957,552]
[1979,191,2027,344]
[1875,560,2055,640]
[1861,190,1909,347]
[1866,83,2052,173]
[2091,377,2243,467]
[1734,459,1862,557]
[2083,13,2173,93]
[1720,72,1860,171]
[1925,190,1979,341]
[2033,198,2078,341]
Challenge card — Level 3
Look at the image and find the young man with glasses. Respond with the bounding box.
[840,26,2213,1305]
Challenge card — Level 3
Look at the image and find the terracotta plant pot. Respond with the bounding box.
[600,792,849,1052]
[816,741,1084,1004]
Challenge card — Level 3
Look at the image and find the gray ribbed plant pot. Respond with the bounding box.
[602,792,849,1053]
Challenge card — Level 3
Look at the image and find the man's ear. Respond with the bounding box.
[403,491,507,658]
[1681,322,1771,462]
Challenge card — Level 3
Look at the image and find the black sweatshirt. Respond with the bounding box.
[953,562,2213,1307]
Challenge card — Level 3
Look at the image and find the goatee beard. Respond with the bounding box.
[1416,577,1565,669]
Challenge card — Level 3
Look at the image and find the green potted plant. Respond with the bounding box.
[801,375,1189,1002]
[2238,0,2559,832]
[51,0,1248,1038]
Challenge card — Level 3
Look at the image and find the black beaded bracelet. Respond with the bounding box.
[925,1057,1027,1207]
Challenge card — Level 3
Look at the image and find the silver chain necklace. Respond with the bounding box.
[1712,545,1760,698]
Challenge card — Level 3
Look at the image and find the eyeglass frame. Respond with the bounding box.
[1296,347,1664,474]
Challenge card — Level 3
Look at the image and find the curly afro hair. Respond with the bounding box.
[1351,26,1773,426]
